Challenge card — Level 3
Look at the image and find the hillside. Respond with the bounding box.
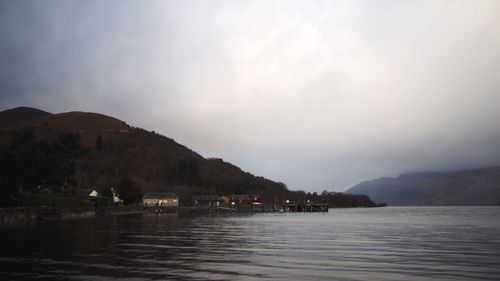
[346,167,500,206]
[0,107,383,208]
[0,107,289,204]
[0,106,51,127]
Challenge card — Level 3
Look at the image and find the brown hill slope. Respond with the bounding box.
[0,107,288,204]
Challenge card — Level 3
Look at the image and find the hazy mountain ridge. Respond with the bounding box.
[346,167,500,205]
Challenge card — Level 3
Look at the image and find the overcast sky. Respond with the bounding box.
[1,0,500,191]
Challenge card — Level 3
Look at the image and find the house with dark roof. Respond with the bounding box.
[142,193,179,208]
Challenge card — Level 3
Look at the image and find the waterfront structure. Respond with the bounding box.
[229,194,261,207]
[142,193,179,208]
[193,195,221,207]
[283,200,328,212]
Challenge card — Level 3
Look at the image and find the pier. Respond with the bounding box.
[283,202,329,212]
[214,203,329,213]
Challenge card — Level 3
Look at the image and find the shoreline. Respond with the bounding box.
[0,206,145,225]
[0,204,388,226]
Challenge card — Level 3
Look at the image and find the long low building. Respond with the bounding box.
[142,193,179,208]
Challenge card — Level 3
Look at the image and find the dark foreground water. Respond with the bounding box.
[1,207,500,281]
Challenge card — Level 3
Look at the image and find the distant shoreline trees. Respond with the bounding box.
[0,128,86,207]
[117,176,142,205]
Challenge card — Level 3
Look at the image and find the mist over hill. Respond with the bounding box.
[346,168,500,206]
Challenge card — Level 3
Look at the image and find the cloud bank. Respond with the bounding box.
[1,0,500,191]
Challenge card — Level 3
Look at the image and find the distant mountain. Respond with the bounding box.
[0,107,289,204]
[346,168,500,206]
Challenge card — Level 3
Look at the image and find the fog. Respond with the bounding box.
[1,0,500,191]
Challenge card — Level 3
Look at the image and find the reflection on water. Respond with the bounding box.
[1,207,500,280]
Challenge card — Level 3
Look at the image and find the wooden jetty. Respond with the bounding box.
[237,203,328,213]
[283,202,328,212]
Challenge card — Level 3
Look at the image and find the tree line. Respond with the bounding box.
[0,128,86,206]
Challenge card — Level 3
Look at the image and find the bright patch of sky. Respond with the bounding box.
[1,0,500,191]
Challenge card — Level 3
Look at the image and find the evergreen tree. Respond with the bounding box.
[117,176,142,205]
[95,134,103,151]
[0,128,86,206]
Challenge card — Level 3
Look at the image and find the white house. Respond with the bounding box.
[78,189,99,197]
[110,187,123,204]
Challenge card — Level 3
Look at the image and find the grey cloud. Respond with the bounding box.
[1,0,500,191]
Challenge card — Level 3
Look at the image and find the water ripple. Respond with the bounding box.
[1,206,500,280]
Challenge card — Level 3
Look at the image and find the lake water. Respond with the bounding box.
[1,207,500,281]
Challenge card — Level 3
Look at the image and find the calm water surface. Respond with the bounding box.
[1,207,500,281]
